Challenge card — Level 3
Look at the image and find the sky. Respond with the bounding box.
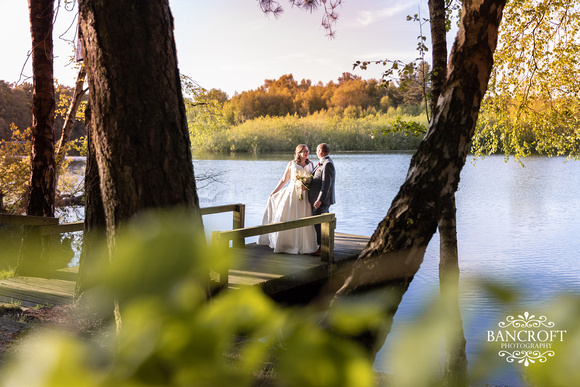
[0,0,432,98]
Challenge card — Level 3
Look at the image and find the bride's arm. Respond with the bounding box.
[270,162,292,196]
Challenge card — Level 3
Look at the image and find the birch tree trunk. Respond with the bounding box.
[439,195,468,385]
[334,0,507,359]
[429,1,468,385]
[428,0,448,114]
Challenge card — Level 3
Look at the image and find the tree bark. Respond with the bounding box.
[16,0,56,277]
[429,1,468,385]
[428,0,448,111]
[26,0,56,217]
[78,0,203,237]
[439,195,468,386]
[334,0,507,359]
[75,103,106,300]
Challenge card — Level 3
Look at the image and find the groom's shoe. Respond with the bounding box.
[311,248,321,257]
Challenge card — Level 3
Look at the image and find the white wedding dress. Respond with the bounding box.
[257,161,318,254]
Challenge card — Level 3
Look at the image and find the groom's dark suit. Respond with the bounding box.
[308,155,335,245]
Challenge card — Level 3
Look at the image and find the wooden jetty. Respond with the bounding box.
[0,206,368,308]
[0,267,77,309]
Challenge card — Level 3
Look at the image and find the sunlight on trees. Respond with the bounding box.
[0,125,30,214]
[474,0,580,160]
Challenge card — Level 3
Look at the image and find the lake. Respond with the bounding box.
[193,151,580,386]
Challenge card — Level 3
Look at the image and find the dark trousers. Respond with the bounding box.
[313,205,330,246]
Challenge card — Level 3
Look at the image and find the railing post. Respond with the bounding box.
[211,231,229,291]
[232,204,245,248]
[320,214,336,263]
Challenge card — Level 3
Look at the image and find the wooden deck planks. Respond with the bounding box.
[0,270,76,309]
[0,233,369,307]
[227,233,368,293]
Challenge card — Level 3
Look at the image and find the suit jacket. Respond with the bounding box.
[308,156,335,207]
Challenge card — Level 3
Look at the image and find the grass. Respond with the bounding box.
[191,110,427,153]
[0,267,16,280]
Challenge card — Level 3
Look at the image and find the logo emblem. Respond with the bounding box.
[487,312,566,367]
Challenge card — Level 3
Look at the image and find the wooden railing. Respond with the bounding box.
[0,204,246,238]
[2,205,336,291]
[0,213,84,236]
[200,203,245,247]
[211,213,336,288]
[0,213,60,227]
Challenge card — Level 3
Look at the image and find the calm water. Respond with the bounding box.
[193,152,580,386]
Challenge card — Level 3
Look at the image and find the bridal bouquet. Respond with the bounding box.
[295,173,313,200]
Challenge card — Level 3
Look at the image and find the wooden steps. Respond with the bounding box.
[0,267,77,309]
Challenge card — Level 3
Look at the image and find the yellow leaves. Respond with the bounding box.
[55,83,87,120]
[492,0,580,101]
[0,124,31,211]
[477,0,580,159]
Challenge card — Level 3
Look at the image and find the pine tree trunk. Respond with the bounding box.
[26,0,56,218]
[16,0,56,277]
[78,0,202,236]
[75,103,106,301]
[334,0,507,358]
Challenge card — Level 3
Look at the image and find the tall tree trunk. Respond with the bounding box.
[55,66,86,180]
[75,103,106,301]
[78,0,202,237]
[334,0,506,359]
[78,0,204,329]
[26,0,56,217]
[428,0,448,113]
[429,1,468,385]
[439,195,468,386]
[16,0,56,277]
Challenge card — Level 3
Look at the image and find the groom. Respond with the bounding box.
[309,143,336,256]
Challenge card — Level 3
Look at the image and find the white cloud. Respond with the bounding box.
[353,4,408,27]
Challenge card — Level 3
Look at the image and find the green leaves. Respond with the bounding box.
[0,210,374,387]
[475,0,580,160]
[374,116,428,139]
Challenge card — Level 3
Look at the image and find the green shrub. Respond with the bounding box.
[0,211,375,387]
[192,112,427,153]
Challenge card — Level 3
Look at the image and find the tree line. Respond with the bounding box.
[1,68,427,143]
[218,70,427,124]
[0,80,87,142]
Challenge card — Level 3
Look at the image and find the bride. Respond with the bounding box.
[257,144,318,254]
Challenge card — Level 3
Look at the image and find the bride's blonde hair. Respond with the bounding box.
[294,144,310,164]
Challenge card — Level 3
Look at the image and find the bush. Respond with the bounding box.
[192,111,427,153]
[0,211,376,387]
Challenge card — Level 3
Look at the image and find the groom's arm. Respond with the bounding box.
[316,161,335,204]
